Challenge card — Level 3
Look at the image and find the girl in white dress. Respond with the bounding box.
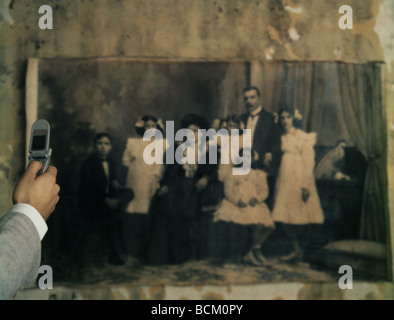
[213,147,275,265]
[272,108,324,261]
[121,115,168,258]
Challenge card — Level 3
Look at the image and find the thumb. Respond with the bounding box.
[23,161,43,180]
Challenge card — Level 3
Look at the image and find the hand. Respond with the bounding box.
[111,180,123,192]
[334,171,351,181]
[302,188,310,203]
[105,197,120,209]
[263,153,272,168]
[158,185,168,196]
[12,161,60,221]
[195,177,209,192]
[249,198,258,207]
[238,200,247,208]
[253,151,260,163]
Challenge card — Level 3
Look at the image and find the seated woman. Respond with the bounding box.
[314,139,350,181]
[201,114,250,264]
[145,113,215,265]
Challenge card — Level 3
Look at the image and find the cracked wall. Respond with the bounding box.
[0,0,393,299]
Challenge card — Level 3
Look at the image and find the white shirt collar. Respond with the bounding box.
[249,106,263,117]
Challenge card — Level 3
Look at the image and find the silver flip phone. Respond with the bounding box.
[28,119,52,175]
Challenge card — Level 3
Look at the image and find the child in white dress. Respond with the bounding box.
[121,115,168,258]
[272,108,324,261]
[213,147,275,265]
[122,116,167,214]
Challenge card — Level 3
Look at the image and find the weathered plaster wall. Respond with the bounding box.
[1,0,393,299]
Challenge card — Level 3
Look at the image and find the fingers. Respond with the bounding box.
[37,166,58,183]
[45,165,58,177]
[24,161,43,179]
[24,162,57,180]
[53,183,61,195]
[49,195,60,216]
[47,184,60,216]
[52,183,61,204]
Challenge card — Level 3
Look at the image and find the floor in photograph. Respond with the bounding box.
[51,257,338,287]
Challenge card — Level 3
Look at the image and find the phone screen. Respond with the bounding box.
[32,135,47,150]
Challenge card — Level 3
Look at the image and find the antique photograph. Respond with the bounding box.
[25,58,389,286]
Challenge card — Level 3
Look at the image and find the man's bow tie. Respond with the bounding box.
[249,112,261,120]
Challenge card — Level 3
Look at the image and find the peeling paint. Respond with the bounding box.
[0,0,14,25]
[265,47,275,60]
[284,43,300,60]
[267,24,282,45]
[288,27,301,41]
[284,5,303,15]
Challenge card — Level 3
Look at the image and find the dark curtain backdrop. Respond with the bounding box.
[337,62,388,243]
[250,61,388,243]
[250,61,326,133]
[217,62,249,117]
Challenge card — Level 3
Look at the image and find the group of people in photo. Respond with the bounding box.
[76,86,324,267]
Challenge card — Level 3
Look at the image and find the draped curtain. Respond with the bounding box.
[250,61,388,243]
[337,62,388,243]
[250,61,326,132]
[250,61,285,114]
[217,63,249,118]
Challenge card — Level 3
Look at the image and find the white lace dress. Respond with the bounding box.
[272,130,324,225]
[213,165,274,227]
[122,137,167,214]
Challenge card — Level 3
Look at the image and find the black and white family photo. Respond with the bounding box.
[26,58,389,285]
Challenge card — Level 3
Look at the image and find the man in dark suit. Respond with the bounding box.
[77,133,127,266]
[238,87,281,265]
[239,86,280,175]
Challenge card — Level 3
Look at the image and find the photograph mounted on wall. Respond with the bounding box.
[25,57,390,286]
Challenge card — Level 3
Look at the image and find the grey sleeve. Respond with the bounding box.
[0,211,41,300]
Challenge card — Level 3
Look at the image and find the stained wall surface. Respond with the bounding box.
[1,0,394,299]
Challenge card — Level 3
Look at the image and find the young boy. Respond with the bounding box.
[77,133,128,266]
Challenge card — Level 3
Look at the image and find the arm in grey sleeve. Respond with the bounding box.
[0,211,41,300]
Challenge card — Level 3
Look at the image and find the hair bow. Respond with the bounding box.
[135,119,144,128]
[294,109,303,121]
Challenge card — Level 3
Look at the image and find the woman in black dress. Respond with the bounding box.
[145,114,216,265]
